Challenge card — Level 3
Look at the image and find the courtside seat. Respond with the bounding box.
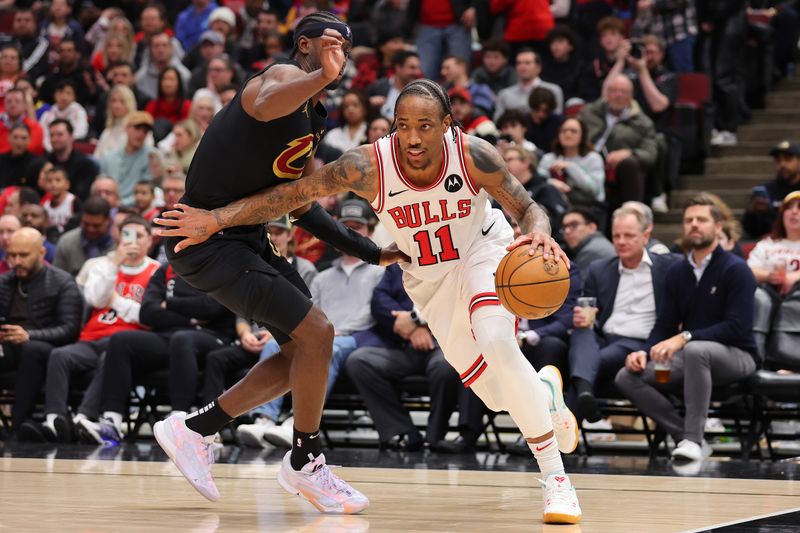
[748,370,800,400]
[746,365,800,459]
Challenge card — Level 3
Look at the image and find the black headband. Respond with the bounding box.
[293,21,353,45]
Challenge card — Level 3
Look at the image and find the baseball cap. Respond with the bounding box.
[338,199,370,225]
[126,111,154,128]
[769,140,800,158]
[200,30,224,46]
[268,214,291,230]
[209,7,236,28]
[448,86,472,104]
[783,190,800,205]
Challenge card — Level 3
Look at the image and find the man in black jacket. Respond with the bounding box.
[38,39,94,107]
[75,263,235,444]
[9,8,50,81]
[742,141,800,239]
[0,228,82,431]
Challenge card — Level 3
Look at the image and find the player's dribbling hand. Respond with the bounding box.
[319,29,346,82]
[506,231,570,267]
[379,242,411,266]
[154,204,222,252]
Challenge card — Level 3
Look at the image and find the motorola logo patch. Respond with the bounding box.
[444,174,463,193]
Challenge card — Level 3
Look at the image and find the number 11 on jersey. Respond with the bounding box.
[413,225,460,266]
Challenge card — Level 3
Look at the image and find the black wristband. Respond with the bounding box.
[294,202,382,265]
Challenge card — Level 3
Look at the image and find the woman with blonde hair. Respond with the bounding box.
[91,31,134,77]
[157,89,218,154]
[94,84,152,158]
[161,119,200,174]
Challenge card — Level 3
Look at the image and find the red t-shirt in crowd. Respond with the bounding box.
[145,98,191,124]
[420,0,456,27]
[79,261,160,341]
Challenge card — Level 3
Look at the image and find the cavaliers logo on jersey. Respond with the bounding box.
[273,134,315,180]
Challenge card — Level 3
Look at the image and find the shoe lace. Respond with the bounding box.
[311,462,351,495]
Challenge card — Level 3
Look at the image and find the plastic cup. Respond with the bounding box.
[654,360,671,384]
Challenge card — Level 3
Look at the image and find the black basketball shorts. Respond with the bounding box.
[165,227,313,345]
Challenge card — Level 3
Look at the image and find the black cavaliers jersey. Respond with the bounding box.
[183,60,327,210]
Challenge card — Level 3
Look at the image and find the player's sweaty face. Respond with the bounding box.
[394,96,449,171]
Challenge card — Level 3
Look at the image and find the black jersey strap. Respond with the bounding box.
[293,202,381,265]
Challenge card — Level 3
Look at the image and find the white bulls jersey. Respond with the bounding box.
[371,128,492,282]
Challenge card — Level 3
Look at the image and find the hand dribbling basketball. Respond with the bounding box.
[506,230,570,266]
[497,231,571,319]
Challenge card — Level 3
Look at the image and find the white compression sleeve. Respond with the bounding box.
[469,305,554,439]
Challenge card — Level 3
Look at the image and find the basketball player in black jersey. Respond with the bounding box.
[151,12,405,513]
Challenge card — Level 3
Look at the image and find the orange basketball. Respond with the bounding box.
[495,248,570,320]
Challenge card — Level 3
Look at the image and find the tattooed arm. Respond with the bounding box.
[155,145,381,251]
[464,134,567,263]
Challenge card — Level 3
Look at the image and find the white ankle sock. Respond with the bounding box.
[45,413,57,429]
[529,435,565,478]
[73,413,87,423]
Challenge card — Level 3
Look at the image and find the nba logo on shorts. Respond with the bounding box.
[444,174,463,193]
[297,437,302,448]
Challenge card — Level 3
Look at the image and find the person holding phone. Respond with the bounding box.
[18,216,160,443]
[74,261,236,445]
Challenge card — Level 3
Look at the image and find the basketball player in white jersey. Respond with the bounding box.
[157,79,582,524]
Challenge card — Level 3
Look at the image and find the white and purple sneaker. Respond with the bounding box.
[153,412,220,502]
[277,451,369,514]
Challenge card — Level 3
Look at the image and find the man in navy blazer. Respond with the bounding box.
[616,194,758,463]
[569,206,679,422]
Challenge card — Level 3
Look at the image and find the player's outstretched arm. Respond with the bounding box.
[155,145,380,252]
[464,135,568,265]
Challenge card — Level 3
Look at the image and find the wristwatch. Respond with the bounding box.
[681,331,692,344]
[410,309,426,326]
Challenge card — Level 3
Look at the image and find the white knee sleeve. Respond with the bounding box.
[469,306,553,437]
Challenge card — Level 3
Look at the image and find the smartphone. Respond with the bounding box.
[121,227,137,245]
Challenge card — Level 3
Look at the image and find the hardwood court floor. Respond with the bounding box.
[1,456,799,532]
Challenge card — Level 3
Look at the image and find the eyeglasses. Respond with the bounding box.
[560,221,585,232]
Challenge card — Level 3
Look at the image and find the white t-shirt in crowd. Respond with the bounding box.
[747,238,800,272]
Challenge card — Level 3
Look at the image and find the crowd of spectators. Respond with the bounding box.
[0,0,798,467]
